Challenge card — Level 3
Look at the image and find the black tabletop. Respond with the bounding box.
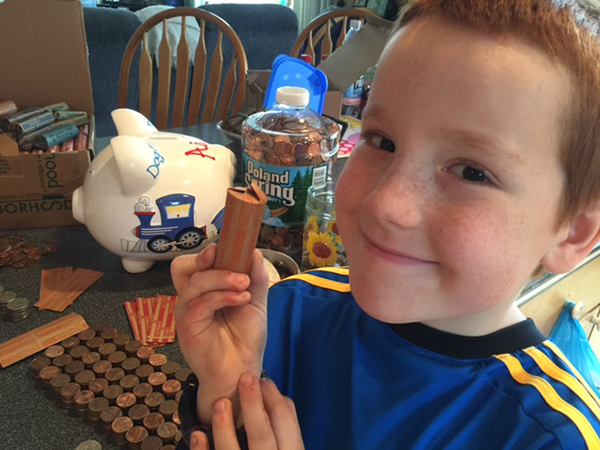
[0,123,347,450]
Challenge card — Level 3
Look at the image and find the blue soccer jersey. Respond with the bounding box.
[264,268,600,449]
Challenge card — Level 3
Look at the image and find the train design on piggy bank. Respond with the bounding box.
[123,193,225,254]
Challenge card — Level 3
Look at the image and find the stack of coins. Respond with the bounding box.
[6,297,31,321]
[30,321,187,447]
[0,289,16,316]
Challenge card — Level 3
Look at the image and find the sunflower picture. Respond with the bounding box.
[305,230,338,268]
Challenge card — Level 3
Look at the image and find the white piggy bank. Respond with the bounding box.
[72,109,236,273]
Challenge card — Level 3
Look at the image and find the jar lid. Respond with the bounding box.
[276,87,310,107]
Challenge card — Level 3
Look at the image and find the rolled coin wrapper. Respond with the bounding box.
[214,182,268,275]
[0,107,44,130]
[36,124,79,150]
[13,110,55,137]
[0,100,18,118]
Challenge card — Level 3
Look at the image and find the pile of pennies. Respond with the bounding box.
[30,321,193,449]
[0,285,31,321]
[0,231,56,269]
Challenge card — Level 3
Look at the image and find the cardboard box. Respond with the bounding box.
[244,16,393,119]
[0,0,95,230]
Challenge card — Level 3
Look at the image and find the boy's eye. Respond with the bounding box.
[447,163,491,184]
[365,133,395,152]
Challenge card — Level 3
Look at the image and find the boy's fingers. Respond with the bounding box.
[248,250,270,311]
[190,430,211,450]
[239,373,278,449]
[212,398,242,450]
[171,244,217,291]
[261,378,305,449]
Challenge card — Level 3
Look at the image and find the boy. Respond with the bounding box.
[172,0,600,448]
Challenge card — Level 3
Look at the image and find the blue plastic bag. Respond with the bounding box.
[549,301,600,396]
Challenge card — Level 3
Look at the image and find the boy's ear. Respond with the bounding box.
[541,201,600,274]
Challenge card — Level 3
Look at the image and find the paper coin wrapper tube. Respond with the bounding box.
[214,182,268,274]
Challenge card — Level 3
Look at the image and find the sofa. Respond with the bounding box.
[83,5,298,138]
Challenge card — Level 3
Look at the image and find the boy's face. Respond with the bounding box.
[335,16,572,331]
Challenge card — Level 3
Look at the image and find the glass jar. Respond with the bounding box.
[242,87,340,263]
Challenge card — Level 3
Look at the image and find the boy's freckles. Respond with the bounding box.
[335,15,571,335]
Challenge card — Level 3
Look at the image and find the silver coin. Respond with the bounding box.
[74,440,102,450]
[0,291,17,304]
[6,297,29,312]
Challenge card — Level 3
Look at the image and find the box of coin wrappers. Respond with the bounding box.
[0,0,95,230]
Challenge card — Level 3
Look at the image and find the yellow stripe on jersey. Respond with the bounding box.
[304,267,350,277]
[495,353,600,448]
[544,340,600,410]
[524,346,600,421]
[279,273,351,293]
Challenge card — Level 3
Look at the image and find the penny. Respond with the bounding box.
[103,384,124,404]
[77,329,96,342]
[60,382,81,402]
[74,390,95,416]
[108,350,127,366]
[90,320,110,332]
[69,345,90,360]
[113,333,131,349]
[126,425,149,446]
[157,421,178,443]
[160,361,180,378]
[143,413,164,435]
[39,365,61,385]
[175,390,183,403]
[144,391,165,411]
[128,403,150,424]
[65,360,85,377]
[30,355,51,377]
[92,360,112,377]
[44,345,65,359]
[88,377,109,395]
[100,327,119,341]
[100,405,123,431]
[148,371,167,390]
[98,342,117,357]
[172,409,180,426]
[135,364,154,381]
[50,373,71,396]
[136,346,155,362]
[112,416,134,436]
[61,336,81,349]
[105,367,125,383]
[133,382,153,400]
[174,368,193,383]
[75,369,96,387]
[122,357,141,374]
[125,340,143,356]
[116,392,136,411]
[148,354,167,368]
[158,399,178,419]
[86,336,105,350]
[120,374,140,392]
[81,351,101,368]
[161,379,181,399]
[140,435,163,449]
[52,353,73,369]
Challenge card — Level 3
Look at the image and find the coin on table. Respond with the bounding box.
[45,345,65,359]
[74,440,102,450]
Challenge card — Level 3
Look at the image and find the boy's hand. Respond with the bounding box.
[172,244,270,424]
[189,373,304,450]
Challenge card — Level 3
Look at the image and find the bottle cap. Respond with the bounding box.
[276,87,310,107]
[350,19,361,29]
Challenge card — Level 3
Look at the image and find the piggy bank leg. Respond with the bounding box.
[122,257,155,273]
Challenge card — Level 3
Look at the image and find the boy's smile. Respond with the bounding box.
[335,15,573,335]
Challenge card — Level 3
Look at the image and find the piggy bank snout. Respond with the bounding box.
[72,187,85,224]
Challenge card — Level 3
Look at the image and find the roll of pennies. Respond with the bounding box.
[135,364,154,382]
[125,340,143,357]
[30,355,51,378]
[86,336,105,351]
[116,392,137,413]
[133,382,153,402]
[90,320,111,333]
[87,396,109,424]
[65,360,85,378]
[120,374,140,392]
[157,422,178,444]
[50,373,71,398]
[148,371,167,391]
[92,359,112,378]
[140,435,163,450]
[6,297,30,321]
[143,412,164,436]
[105,367,125,384]
[122,357,141,374]
[81,351,101,369]
[52,353,73,370]
[144,392,165,411]
[136,346,155,363]
[88,377,109,396]
[69,345,90,360]
[174,368,193,384]
[100,327,119,342]
[73,390,95,416]
[161,380,181,399]
[44,345,65,359]
[126,425,149,449]
[100,405,123,434]
[61,336,81,349]
[103,384,124,405]
[75,369,96,389]
[98,342,117,358]
[107,350,127,367]
[160,361,180,379]
[39,365,61,387]
[111,416,134,446]
[128,403,150,425]
[158,399,178,421]
[77,328,96,343]
[113,333,131,350]
[59,382,81,408]
[148,354,167,369]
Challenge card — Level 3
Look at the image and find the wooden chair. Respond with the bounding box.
[290,7,380,64]
[118,7,248,130]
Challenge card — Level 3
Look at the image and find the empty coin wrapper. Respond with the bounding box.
[214,182,268,274]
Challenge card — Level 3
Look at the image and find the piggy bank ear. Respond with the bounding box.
[111,109,158,137]
[110,136,160,195]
